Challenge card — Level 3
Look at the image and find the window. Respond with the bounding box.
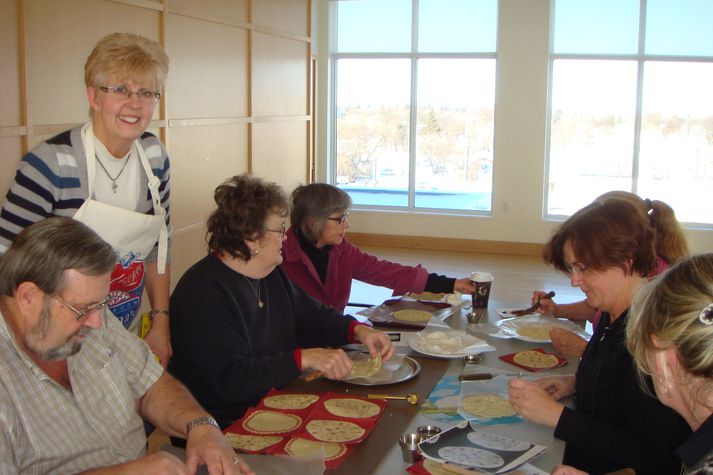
[547,0,713,224]
[331,0,498,212]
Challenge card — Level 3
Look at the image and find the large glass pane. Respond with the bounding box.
[415,59,494,211]
[336,59,411,207]
[638,62,713,224]
[553,0,639,55]
[419,0,497,53]
[645,0,713,56]
[336,0,411,53]
[547,60,638,215]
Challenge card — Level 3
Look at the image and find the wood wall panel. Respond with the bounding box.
[254,0,309,37]
[252,32,309,117]
[170,226,210,283]
[0,138,22,196]
[252,121,309,192]
[25,0,160,125]
[165,14,248,119]
[168,125,248,228]
[167,0,247,25]
[0,0,20,126]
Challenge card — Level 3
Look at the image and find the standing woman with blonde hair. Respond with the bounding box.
[0,33,173,366]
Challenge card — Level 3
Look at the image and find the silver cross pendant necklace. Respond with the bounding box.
[96,154,131,193]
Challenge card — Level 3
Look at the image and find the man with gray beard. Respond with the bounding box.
[0,217,252,475]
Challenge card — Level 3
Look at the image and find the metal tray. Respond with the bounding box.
[345,355,421,386]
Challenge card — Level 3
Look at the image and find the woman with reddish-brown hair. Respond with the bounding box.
[531,191,689,357]
[508,198,690,474]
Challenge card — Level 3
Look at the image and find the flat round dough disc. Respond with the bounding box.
[461,394,516,418]
[306,419,366,443]
[516,325,552,341]
[263,393,319,410]
[242,410,302,434]
[512,350,559,369]
[284,437,347,461]
[224,433,283,452]
[324,398,381,419]
[394,309,433,322]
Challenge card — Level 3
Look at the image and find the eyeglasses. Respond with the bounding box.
[265,224,287,237]
[564,262,589,276]
[100,85,161,104]
[326,213,349,225]
[51,294,111,323]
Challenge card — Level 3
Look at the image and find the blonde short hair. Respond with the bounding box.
[85,32,169,92]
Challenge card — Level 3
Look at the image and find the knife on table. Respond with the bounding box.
[458,371,523,382]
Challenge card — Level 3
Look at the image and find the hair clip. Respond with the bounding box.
[644,198,653,214]
[699,303,713,325]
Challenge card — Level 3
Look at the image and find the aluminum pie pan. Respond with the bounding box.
[344,355,421,386]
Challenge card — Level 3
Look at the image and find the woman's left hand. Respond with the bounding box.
[454,277,476,294]
[508,377,564,428]
[354,325,395,361]
[144,316,173,369]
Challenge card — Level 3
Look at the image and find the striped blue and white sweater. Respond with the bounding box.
[0,125,171,258]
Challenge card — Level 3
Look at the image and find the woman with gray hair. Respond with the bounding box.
[281,183,474,312]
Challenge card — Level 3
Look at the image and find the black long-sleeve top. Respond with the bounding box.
[168,254,355,427]
[554,310,690,474]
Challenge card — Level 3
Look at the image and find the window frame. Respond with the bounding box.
[543,0,713,227]
[327,0,498,216]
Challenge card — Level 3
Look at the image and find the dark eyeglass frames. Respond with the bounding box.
[326,213,349,225]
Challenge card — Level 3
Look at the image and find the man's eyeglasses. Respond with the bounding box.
[265,224,287,237]
[326,213,349,225]
[100,85,161,104]
[51,294,111,323]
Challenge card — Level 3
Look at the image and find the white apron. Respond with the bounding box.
[73,122,168,329]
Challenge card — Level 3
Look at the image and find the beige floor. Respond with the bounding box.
[147,246,583,453]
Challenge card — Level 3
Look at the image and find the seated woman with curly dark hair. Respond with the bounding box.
[168,174,394,429]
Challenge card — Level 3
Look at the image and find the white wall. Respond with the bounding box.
[312,0,712,253]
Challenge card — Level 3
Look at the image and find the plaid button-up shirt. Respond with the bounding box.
[0,308,163,474]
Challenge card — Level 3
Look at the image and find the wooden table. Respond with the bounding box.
[283,298,580,474]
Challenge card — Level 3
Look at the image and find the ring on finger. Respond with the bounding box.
[232,455,241,464]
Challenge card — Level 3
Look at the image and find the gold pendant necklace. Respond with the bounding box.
[243,275,264,308]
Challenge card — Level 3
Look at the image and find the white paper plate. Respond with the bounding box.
[408,332,494,359]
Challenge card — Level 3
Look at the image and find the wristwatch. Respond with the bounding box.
[186,416,220,435]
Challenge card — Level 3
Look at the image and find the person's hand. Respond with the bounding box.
[454,277,475,294]
[186,424,254,475]
[112,451,188,474]
[549,328,587,357]
[508,378,564,428]
[533,374,576,400]
[354,325,395,361]
[144,316,173,369]
[531,290,557,316]
[301,348,354,380]
[551,465,589,475]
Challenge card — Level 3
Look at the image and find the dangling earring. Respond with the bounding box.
[250,249,259,257]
